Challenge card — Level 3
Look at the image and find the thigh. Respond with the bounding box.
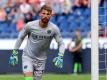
[73,52,82,63]
[22,54,33,74]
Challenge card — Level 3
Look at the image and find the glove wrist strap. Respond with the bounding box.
[58,53,64,57]
[13,49,18,55]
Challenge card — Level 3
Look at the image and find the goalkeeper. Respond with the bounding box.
[9,5,65,80]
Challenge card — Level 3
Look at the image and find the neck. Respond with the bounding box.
[39,20,48,28]
[77,35,81,38]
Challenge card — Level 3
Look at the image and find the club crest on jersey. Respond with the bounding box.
[24,65,28,69]
[47,30,51,34]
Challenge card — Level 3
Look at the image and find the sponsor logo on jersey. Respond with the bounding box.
[32,33,53,40]
[30,29,53,40]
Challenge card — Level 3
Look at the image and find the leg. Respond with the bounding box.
[33,70,44,80]
[76,52,82,73]
[78,63,82,73]
[33,59,46,80]
[74,62,78,73]
[73,53,78,74]
[77,52,83,73]
[22,54,33,80]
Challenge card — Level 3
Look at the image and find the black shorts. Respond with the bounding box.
[73,51,82,63]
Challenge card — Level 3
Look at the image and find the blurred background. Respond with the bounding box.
[0,0,106,80]
[0,0,91,38]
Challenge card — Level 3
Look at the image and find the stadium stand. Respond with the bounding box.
[0,0,105,38]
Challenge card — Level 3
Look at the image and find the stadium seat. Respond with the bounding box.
[103,1,107,7]
[99,8,105,15]
[79,15,86,22]
[10,32,19,39]
[9,23,18,33]
[85,17,91,25]
[57,15,66,25]
[84,8,91,17]
[99,15,106,23]
[73,8,84,16]
[0,22,9,33]
[80,22,88,30]
[59,21,69,32]
[100,23,107,29]
[67,14,76,24]
[0,32,10,39]
[69,21,80,32]
[50,16,56,24]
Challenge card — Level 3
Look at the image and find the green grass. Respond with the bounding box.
[0,74,106,80]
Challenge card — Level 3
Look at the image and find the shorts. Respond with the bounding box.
[22,53,46,75]
[73,51,82,63]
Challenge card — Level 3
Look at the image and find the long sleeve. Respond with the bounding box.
[54,26,65,55]
[14,22,30,49]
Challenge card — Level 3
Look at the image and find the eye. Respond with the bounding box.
[47,13,51,15]
[42,13,45,14]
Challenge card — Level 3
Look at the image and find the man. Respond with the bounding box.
[68,29,83,74]
[9,5,65,80]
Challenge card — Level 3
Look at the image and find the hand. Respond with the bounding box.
[69,48,75,52]
[67,42,71,49]
[9,49,18,66]
[53,53,63,68]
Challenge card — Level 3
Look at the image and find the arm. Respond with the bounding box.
[54,27,65,56]
[9,22,30,66]
[14,22,30,49]
[69,38,82,52]
[53,26,65,68]
[69,42,82,52]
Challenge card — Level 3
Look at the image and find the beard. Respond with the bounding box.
[41,18,50,23]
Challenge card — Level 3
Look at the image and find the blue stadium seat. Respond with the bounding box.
[0,22,9,33]
[99,8,105,15]
[99,15,106,23]
[84,17,91,26]
[79,15,86,22]
[103,1,107,7]
[57,15,66,25]
[50,16,56,24]
[100,23,107,29]
[0,32,10,39]
[83,8,91,17]
[9,23,18,33]
[80,22,88,28]
[59,21,69,32]
[10,32,19,39]
[67,14,76,24]
[69,21,80,31]
[73,8,84,16]
[81,31,89,37]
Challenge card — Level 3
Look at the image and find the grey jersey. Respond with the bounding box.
[14,20,65,60]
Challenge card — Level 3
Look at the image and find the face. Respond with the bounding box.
[75,31,81,37]
[39,9,52,23]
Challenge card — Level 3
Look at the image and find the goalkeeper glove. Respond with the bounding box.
[53,53,64,68]
[9,49,18,66]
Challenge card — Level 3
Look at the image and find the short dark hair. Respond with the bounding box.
[39,5,52,13]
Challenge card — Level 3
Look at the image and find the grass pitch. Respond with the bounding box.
[0,74,106,80]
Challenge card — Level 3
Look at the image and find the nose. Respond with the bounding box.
[44,15,49,19]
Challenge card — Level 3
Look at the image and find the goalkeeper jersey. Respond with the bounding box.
[14,20,65,60]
